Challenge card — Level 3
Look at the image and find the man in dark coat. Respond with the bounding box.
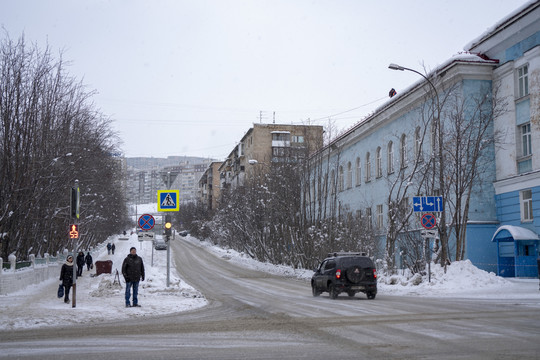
[59,255,74,303]
[122,247,145,307]
[76,251,85,277]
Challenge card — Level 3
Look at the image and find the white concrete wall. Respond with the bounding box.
[0,257,60,295]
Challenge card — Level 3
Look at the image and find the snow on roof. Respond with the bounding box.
[322,53,497,151]
[464,0,540,51]
[491,225,540,242]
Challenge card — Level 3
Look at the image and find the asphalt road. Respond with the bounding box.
[1,238,540,359]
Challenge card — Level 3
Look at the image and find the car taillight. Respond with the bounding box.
[372,269,377,279]
[336,269,341,279]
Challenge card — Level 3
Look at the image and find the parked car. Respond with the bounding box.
[311,252,377,299]
[154,236,167,250]
[179,230,189,237]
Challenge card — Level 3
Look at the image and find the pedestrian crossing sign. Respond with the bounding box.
[157,190,180,212]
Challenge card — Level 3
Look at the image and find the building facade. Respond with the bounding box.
[125,156,213,205]
[218,123,324,191]
[307,2,540,277]
[199,161,223,210]
[468,2,540,277]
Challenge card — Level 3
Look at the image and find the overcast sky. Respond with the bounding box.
[0,0,530,159]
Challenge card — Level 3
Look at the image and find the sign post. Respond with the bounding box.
[157,190,180,287]
[70,180,79,308]
[414,196,444,283]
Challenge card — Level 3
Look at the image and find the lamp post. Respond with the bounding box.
[388,63,448,274]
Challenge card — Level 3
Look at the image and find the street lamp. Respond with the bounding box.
[388,62,447,278]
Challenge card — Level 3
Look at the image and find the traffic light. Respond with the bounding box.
[70,187,79,219]
[164,215,172,237]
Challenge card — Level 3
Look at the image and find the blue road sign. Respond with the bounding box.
[138,214,155,231]
[413,196,444,212]
[157,190,180,211]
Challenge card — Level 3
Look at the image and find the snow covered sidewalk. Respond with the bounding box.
[0,233,206,330]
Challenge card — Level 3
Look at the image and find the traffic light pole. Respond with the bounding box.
[166,233,170,287]
[71,180,79,308]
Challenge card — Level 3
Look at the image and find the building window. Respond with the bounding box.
[521,189,533,222]
[400,134,408,168]
[292,135,304,143]
[521,123,532,157]
[415,127,423,163]
[339,166,344,192]
[431,122,438,156]
[330,170,336,194]
[366,207,372,231]
[346,162,352,189]
[365,153,371,182]
[517,65,529,98]
[355,157,361,186]
[376,204,383,229]
[387,141,394,174]
[376,147,382,178]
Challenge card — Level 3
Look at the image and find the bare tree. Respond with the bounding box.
[0,34,129,259]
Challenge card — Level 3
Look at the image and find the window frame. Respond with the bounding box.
[365,153,371,182]
[517,64,529,99]
[376,204,383,229]
[376,147,382,178]
[520,123,532,158]
[387,141,394,174]
[400,134,408,168]
[520,189,533,222]
[355,157,361,186]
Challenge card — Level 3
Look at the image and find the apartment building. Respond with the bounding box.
[199,161,223,210]
[218,123,324,191]
[125,156,212,205]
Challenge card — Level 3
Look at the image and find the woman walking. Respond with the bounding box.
[59,255,74,304]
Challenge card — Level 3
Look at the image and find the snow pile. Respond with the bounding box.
[378,260,508,293]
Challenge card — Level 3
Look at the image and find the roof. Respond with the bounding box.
[465,0,540,51]
[491,225,540,242]
[317,54,498,155]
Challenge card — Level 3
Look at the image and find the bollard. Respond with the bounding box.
[44,253,49,265]
[0,257,3,276]
[8,254,16,272]
[29,254,35,269]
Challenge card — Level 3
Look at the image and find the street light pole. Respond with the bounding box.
[389,63,448,271]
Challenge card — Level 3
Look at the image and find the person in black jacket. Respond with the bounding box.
[59,255,74,303]
[85,252,93,271]
[76,251,85,277]
[122,247,145,307]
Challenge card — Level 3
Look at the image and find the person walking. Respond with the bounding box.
[85,252,93,271]
[59,255,74,304]
[122,247,145,307]
[76,251,85,277]
[111,243,116,255]
[107,243,112,255]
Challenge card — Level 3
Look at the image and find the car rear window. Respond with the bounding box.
[340,257,374,268]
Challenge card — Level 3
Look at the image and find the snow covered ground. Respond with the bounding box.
[0,202,538,330]
[0,232,206,330]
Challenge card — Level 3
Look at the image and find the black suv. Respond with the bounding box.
[312,252,377,299]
